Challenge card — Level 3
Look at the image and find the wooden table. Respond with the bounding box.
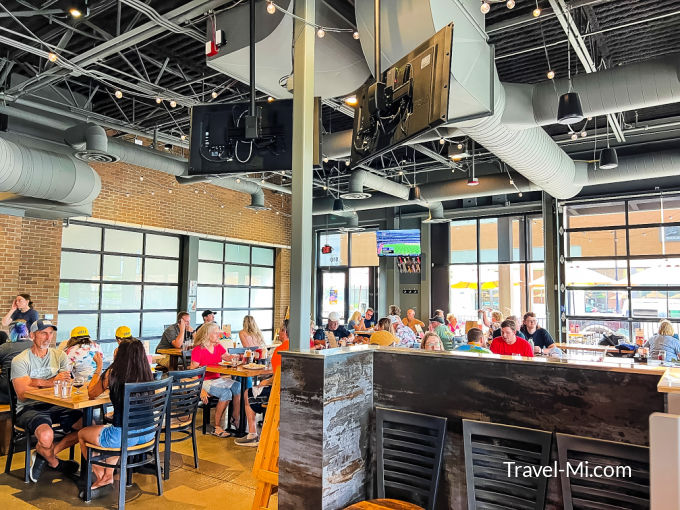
[157,348,182,370]
[205,364,273,436]
[25,387,111,483]
[344,499,424,510]
[355,330,374,336]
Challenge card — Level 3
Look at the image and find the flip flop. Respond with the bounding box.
[210,429,232,438]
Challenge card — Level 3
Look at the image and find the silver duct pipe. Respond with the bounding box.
[108,140,188,176]
[64,122,118,163]
[342,168,411,200]
[0,136,101,205]
[587,148,680,186]
[209,176,269,210]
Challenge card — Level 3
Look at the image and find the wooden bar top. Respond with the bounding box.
[657,368,680,394]
[24,387,110,409]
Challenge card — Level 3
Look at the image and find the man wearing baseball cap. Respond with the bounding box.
[428,316,455,351]
[11,320,81,482]
[196,310,216,332]
[313,312,354,345]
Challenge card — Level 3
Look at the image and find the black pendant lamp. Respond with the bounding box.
[557,91,584,125]
[598,117,618,169]
[332,197,345,212]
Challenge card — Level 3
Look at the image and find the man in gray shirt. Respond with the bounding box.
[155,312,193,368]
[11,320,81,482]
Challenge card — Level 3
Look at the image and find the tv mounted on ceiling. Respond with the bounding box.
[376,229,421,257]
[350,24,453,166]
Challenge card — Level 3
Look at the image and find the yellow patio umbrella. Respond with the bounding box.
[451,281,477,289]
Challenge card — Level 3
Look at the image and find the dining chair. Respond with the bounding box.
[163,367,205,479]
[462,419,552,510]
[556,433,649,509]
[82,377,172,509]
[4,371,74,483]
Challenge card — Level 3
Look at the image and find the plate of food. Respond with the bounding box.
[243,363,264,370]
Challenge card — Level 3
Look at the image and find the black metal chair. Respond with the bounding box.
[163,367,205,480]
[462,419,552,510]
[82,377,172,509]
[556,433,650,510]
[179,349,192,370]
[4,371,74,483]
[374,406,447,510]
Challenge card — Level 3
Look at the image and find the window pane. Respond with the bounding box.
[100,313,140,340]
[567,229,626,258]
[349,267,370,313]
[251,266,273,287]
[198,262,223,284]
[631,290,669,319]
[56,313,99,343]
[479,218,498,262]
[529,217,544,261]
[224,287,250,308]
[250,309,273,330]
[197,286,223,309]
[62,224,101,251]
[102,255,142,282]
[629,197,662,225]
[261,330,273,344]
[566,319,629,342]
[449,264,478,322]
[225,265,250,286]
[350,232,379,267]
[60,252,100,280]
[629,227,680,256]
[199,240,223,261]
[142,312,179,337]
[144,258,179,283]
[565,202,626,229]
[479,264,527,318]
[633,320,680,342]
[101,284,141,310]
[509,217,525,262]
[566,289,629,317]
[59,283,100,311]
[528,263,546,322]
[252,247,273,266]
[251,288,273,308]
[104,229,143,254]
[629,259,680,287]
[222,310,248,333]
[146,234,179,258]
[450,220,477,263]
[565,261,626,286]
[225,243,250,263]
[318,233,348,266]
[144,285,178,310]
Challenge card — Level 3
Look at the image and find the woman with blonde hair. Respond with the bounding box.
[239,315,267,358]
[645,320,680,362]
[348,310,362,330]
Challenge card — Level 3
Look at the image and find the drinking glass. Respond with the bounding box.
[72,375,85,395]
[659,351,667,364]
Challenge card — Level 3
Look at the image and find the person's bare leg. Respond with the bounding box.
[214,400,228,433]
[34,424,59,467]
[231,393,241,429]
[78,426,114,488]
[244,399,257,435]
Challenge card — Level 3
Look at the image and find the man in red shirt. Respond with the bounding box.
[490,320,534,357]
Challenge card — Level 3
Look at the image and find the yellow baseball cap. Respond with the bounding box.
[70,326,90,338]
[115,325,132,339]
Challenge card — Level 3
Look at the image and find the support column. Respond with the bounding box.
[542,192,561,340]
[420,222,432,318]
[430,223,450,314]
[180,236,199,321]
[289,0,315,352]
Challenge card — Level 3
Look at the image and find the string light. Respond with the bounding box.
[317,27,326,38]
[114,90,123,99]
[457,143,463,150]
[48,52,58,63]
[267,96,275,103]
[322,157,329,163]
[264,2,357,37]
[211,91,218,99]
[155,97,162,104]
[480,1,490,14]
[69,8,83,18]
[266,1,276,14]
[506,0,515,8]
[533,6,542,17]
[547,70,555,80]
[353,31,360,40]
[344,96,358,107]
[570,132,578,140]
[169,100,177,108]
[439,138,445,145]
[180,134,186,141]
[581,130,587,137]
[139,176,144,182]
[345,160,350,167]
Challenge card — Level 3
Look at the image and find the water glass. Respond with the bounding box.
[659,351,667,364]
[54,380,62,397]
[60,380,73,399]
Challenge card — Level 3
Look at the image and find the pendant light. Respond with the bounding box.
[467,142,479,186]
[599,118,618,169]
[557,25,584,125]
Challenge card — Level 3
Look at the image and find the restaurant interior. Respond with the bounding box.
[0,0,680,508]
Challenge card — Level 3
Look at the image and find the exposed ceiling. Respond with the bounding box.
[1,0,679,200]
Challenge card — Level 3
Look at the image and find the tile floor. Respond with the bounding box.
[0,417,270,509]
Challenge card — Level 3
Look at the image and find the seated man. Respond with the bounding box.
[455,327,492,354]
[313,312,354,346]
[11,320,81,482]
[357,308,376,331]
[490,320,534,357]
[428,316,455,351]
[155,312,193,368]
[520,312,557,355]
[402,309,425,334]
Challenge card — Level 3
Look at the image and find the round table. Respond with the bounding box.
[343,499,424,510]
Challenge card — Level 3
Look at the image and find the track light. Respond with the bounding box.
[557,92,584,125]
[48,52,58,63]
[114,90,123,99]
[266,1,276,14]
[344,96,358,107]
[317,27,326,38]
[599,147,619,169]
[506,0,515,8]
[353,31,360,40]
[267,96,275,103]
[480,1,490,14]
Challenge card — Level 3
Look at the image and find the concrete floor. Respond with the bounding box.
[0,414,272,509]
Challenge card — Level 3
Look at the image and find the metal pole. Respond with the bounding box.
[289,0,315,352]
[374,0,381,79]
[249,0,256,117]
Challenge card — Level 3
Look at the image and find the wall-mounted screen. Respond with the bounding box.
[376,229,421,256]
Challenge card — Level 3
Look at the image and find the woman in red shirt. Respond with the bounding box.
[189,323,241,437]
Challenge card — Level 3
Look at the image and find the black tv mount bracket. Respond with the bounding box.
[245,0,261,140]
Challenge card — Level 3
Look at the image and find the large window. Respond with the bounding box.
[449,215,545,324]
[564,195,680,342]
[197,240,275,343]
[58,222,180,356]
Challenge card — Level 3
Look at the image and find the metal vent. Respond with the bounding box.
[74,150,120,163]
[340,191,372,200]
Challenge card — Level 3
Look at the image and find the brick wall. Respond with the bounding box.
[0,159,292,332]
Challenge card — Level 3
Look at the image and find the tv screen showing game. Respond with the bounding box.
[376,229,421,256]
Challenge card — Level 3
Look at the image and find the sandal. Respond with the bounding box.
[210,428,232,438]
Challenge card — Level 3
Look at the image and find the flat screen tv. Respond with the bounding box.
[188,99,294,174]
[350,24,453,166]
[376,229,421,256]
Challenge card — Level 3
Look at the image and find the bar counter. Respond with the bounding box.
[278,346,667,510]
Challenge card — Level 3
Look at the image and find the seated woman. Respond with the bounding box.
[446,314,458,335]
[77,339,155,498]
[64,326,102,382]
[389,315,417,348]
[347,310,362,331]
[190,322,241,437]
[369,318,398,347]
[646,320,680,362]
[239,315,268,360]
[421,332,444,351]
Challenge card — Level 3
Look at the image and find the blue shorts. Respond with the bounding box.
[206,378,241,402]
[99,425,155,449]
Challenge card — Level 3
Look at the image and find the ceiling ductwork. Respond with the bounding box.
[209,176,270,211]
[341,168,410,200]
[208,0,370,99]
[64,123,119,163]
[0,135,101,205]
